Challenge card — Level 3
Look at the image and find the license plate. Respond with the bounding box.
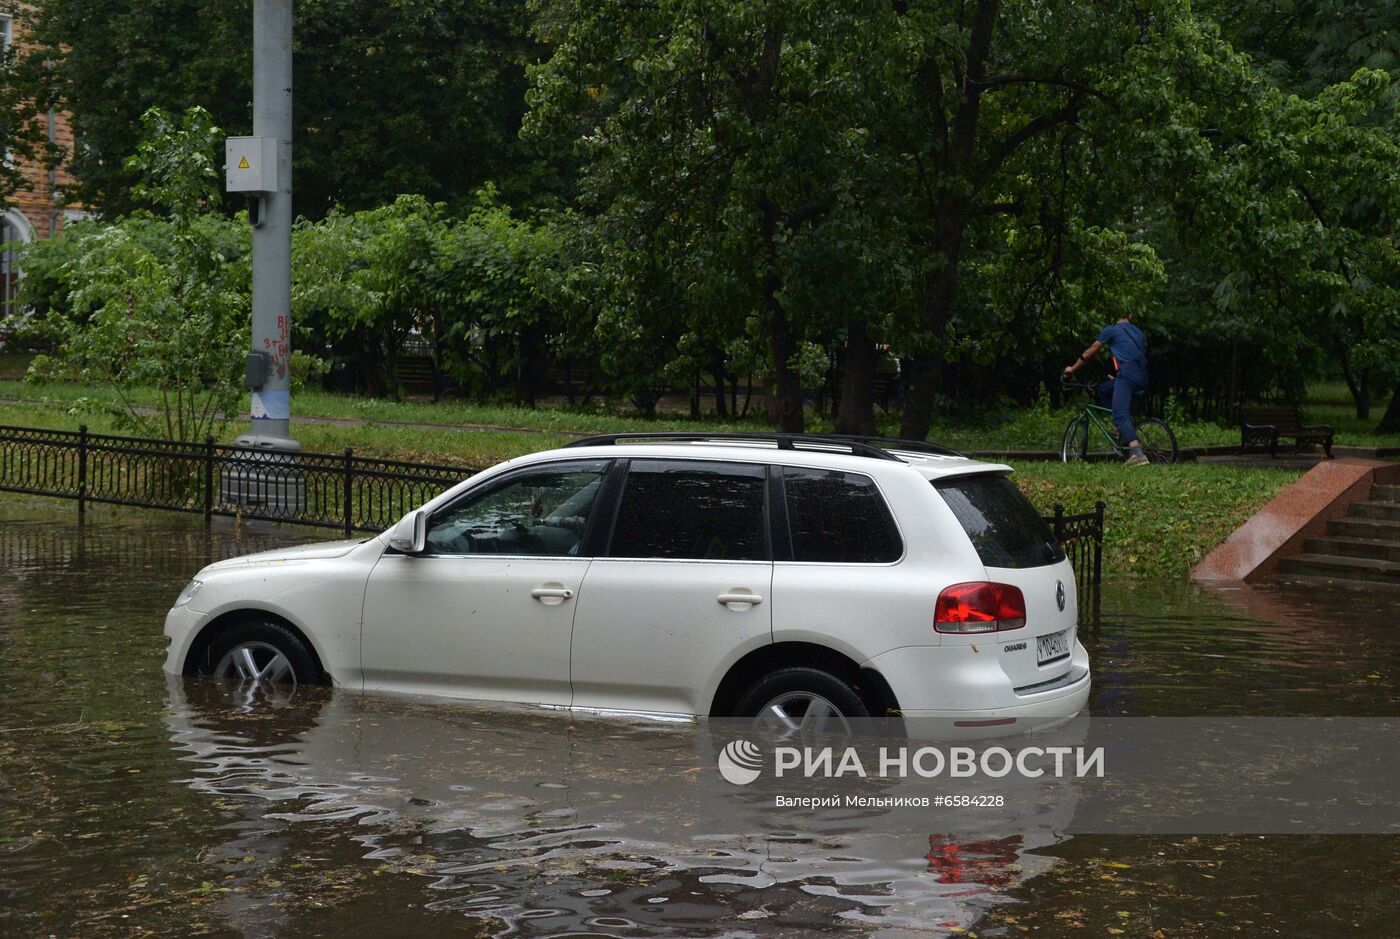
[1036,628,1071,665]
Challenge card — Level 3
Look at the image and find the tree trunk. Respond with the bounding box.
[835,316,877,436]
[1226,339,1239,414]
[712,357,729,418]
[1377,387,1400,434]
[823,342,841,419]
[768,307,804,432]
[515,331,539,407]
[898,354,940,441]
[761,198,804,433]
[1336,342,1370,420]
[899,232,964,441]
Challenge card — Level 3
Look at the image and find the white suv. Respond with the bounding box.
[164,434,1090,732]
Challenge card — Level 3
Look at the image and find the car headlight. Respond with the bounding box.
[174,579,203,607]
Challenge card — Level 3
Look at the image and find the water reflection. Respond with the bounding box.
[165,677,1060,936]
[1089,577,1400,716]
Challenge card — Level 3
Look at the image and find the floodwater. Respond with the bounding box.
[1,501,1398,937]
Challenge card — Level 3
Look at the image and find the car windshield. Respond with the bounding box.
[934,474,1065,569]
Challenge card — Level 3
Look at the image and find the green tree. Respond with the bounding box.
[292,195,450,396]
[527,0,906,431]
[0,2,52,207]
[6,107,249,441]
[292,191,569,404]
[437,192,566,405]
[868,0,1240,439]
[1211,1,1400,424]
[14,0,546,218]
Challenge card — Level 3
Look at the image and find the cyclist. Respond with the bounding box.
[1063,311,1149,467]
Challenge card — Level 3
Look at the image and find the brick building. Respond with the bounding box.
[1,5,83,314]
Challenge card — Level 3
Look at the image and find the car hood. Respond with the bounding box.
[201,538,369,574]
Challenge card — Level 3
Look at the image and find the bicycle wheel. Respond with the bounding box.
[1136,418,1178,464]
[1061,416,1090,463]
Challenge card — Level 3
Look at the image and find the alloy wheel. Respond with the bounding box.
[752,691,852,739]
[213,641,297,686]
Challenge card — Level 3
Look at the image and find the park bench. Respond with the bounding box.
[873,373,898,413]
[1239,404,1334,458]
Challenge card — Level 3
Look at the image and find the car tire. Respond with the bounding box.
[200,617,323,687]
[734,666,870,736]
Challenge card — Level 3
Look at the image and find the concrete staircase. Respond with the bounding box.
[1279,483,1400,587]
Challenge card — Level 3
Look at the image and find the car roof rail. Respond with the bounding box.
[560,431,906,462]
[818,434,968,459]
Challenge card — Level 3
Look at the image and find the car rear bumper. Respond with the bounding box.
[864,639,1091,731]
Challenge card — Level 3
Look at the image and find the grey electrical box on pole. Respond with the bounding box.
[220,0,304,520]
[225,136,281,194]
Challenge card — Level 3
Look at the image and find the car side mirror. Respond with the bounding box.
[388,509,428,554]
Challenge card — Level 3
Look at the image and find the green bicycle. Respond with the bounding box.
[1059,379,1178,464]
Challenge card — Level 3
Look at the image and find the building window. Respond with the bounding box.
[1,14,12,173]
[1,212,31,318]
[2,17,29,318]
[1,217,16,316]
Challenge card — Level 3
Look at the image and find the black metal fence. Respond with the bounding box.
[0,424,473,536]
[1051,500,1106,625]
[0,422,1105,615]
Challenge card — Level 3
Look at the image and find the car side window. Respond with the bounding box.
[609,460,768,561]
[424,461,610,557]
[781,467,902,563]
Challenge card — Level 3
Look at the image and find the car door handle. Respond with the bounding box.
[530,586,575,605]
[717,592,763,609]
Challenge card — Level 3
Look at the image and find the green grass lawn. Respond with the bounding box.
[0,376,1249,455]
[1011,461,1300,579]
[0,391,1301,580]
[0,378,761,436]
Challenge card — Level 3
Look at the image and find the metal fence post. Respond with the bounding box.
[77,424,88,524]
[1093,500,1106,586]
[204,437,215,527]
[343,448,354,538]
[1091,500,1106,629]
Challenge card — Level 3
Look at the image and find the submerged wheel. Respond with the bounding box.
[735,666,869,739]
[201,618,322,689]
[1136,418,1179,464]
[1061,416,1089,463]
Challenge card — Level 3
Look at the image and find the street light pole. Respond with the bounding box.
[217,0,304,522]
[245,0,296,447]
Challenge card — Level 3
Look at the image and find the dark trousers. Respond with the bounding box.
[1096,362,1147,443]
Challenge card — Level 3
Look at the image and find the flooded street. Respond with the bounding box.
[2,501,1398,937]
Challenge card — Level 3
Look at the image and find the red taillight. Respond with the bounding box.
[934,582,1027,633]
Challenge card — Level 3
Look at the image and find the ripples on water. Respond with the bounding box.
[1,503,1398,936]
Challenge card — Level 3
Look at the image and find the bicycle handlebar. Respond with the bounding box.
[1059,374,1096,393]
